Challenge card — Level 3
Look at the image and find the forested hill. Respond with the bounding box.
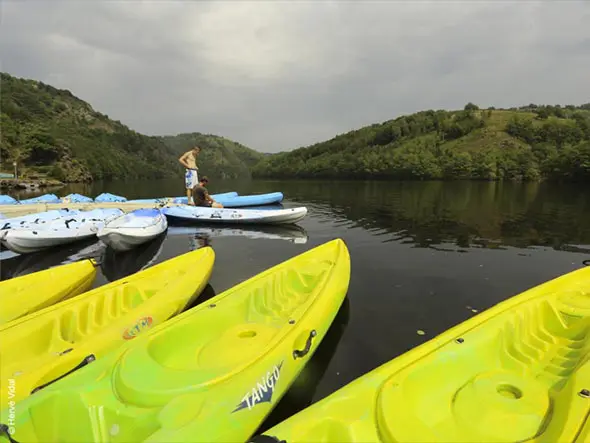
[252,103,590,181]
[158,133,263,179]
[0,72,260,182]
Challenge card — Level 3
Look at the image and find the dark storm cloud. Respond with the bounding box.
[1,1,589,152]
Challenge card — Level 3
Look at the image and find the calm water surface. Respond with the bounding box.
[3,179,590,430]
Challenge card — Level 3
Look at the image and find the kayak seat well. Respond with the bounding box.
[25,393,156,443]
[58,286,155,343]
[131,208,161,218]
[1,284,157,371]
[111,259,334,408]
[374,286,590,442]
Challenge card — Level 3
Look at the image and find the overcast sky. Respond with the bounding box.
[1,1,589,153]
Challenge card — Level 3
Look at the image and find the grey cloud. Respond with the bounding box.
[1,1,589,153]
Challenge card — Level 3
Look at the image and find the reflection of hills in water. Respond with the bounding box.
[100,232,166,282]
[167,224,308,245]
[255,180,590,252]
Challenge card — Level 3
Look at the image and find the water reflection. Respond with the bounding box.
[257,296,351,435]
[100,232,166,281]
[186,283,218,310]
[0,237,100,279]
[167,224,309,248]
[3,177,589,420]
[0,233,167,283]
[246,180,590,252]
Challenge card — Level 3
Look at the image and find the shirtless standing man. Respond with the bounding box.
[178,146,200,202]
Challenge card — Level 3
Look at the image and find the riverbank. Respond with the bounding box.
[0,178,65,191]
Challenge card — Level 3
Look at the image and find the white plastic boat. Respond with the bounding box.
[0,209,124,254]
[161,205,307,225]
[96,208,168,252]
[0,209,81,231]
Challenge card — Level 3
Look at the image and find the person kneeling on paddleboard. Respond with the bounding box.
[179,145,201,203]
[191,177,223,208]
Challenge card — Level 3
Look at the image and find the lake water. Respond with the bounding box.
[3,178,590,431]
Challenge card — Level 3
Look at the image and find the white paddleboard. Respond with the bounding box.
[161,205,307,225]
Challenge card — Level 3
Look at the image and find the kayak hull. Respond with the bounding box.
[128,192,239,205]
[0,260,97,326]
[0,239,350,443]
[253,265,590,443]
[18,194,61,204]
[62,193,93,203]
[0,247,215,408]
[215,192,284,208]
[0,209,124,254]
[0,209,80,231]
[169,192,281,207]
[1,229,95,254]
[96,208,168,252]
[162,205,307,225]
[0,195,18,205]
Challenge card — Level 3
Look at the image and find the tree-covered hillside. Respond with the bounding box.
[252,103,590,182]
[0,73,260,182]
[158,133,263,179]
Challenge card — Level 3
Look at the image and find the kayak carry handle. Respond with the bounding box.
[248,435,286,443]
[31,354,96,394]
[293,330,317,359]
[0,424,19,443]
[583,259,590,266]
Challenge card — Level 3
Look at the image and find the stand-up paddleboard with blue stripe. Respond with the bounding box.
[162,204,306,225]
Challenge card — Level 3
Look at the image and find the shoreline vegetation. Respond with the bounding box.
[252,103,590,182]
[2,71,589,186]
[1,72,262,185]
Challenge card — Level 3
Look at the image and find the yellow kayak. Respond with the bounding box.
[0,259,97,326]
[253,265,590,443]
[0,246,214,408]
[0,238,350,442]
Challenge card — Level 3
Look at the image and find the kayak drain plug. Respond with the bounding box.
[579,389,590,398]
[455,338,464,344]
